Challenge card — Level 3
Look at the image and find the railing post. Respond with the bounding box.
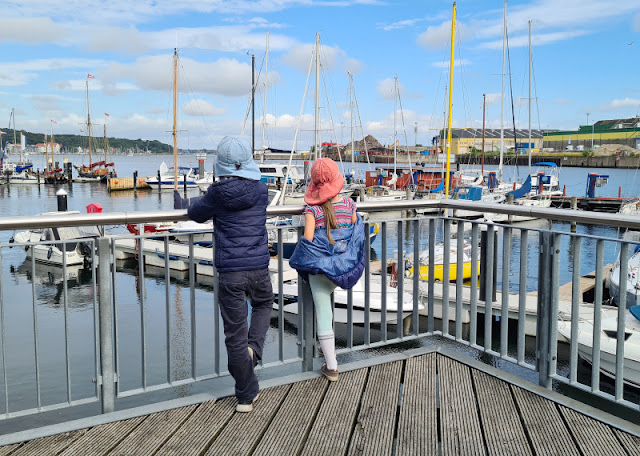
[537,231,552,389]
[98,237,115,413]
[300,277,315,372]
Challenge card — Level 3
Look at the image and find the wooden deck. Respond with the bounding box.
[1,352,638,455]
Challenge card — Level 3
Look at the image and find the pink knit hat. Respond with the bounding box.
[304,158,344,205]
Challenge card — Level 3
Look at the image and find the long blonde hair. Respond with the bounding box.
[321,199,338,245]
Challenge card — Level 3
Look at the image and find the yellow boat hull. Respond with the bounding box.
[410,261,480,282]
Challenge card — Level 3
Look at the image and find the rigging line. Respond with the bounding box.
[506,21,519,179]
[397,89,414,183]
[351,76,372,173]
[455,21,472,130]
[320,63,345,175]
[179,62,218,147]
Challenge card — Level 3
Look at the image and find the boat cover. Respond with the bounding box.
[506,175,532,199]
[16,164,33,172]
[631,305,640,323]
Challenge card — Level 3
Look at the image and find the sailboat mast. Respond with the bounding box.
[445,2,456,199]
[393,76,398,181]
[528,20,532,177]
[261,31,269,164]
[44,131,48,172]
[314,33,320,161]
[349,72,355,178]
[104,124,108,164]
[173,48,178,190]
[499,1,506,181]
[50,123,54,171]
[12,108,20,164]
[482,94,486,176]
[86,80,92,165]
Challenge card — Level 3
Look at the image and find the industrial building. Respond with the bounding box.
[436,128,545,155]
[542,117,640,152]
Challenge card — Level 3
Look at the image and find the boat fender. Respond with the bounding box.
[47,248,53,260]
[80,242,92,257]
[24,245,29,252]
[8,238,13,248]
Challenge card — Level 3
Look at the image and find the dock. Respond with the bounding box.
[550,196,636,213]
[107,176,151,191]
[0,350,637,454]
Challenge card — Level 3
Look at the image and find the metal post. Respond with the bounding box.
[301,277,314,372]
[133,171,138,191]
[98,237,115,413]
[537,231,552,388]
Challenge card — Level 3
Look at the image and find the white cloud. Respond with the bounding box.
[634,12,640,32]
[0,58,107,87]
[599,98,640,111]
[478,30,589,49]
[431,59,471,68]
[105,55,251,97]
[376,78,421,100]
[484,93,501,105]
[87,26,149,54]
[0,17,66,44]
[380,18,424,31]
[281,42,360,73]
[182,99,226,116]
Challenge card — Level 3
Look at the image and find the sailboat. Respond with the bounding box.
[74,78,117,182]
[2,108,40,184]
[147,49,203,191]
[43,122,68,184]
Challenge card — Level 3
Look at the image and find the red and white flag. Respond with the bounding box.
[80,129,84,133]
[51,119,57,124]
[87,74,95,79]
[104,113,110,117]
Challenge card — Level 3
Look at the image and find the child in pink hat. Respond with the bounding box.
[302,158,359,381]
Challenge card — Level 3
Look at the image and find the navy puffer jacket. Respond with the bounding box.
[187,177,269,272]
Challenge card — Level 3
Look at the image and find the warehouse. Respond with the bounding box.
[543,117,640,152]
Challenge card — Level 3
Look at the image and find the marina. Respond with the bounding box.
[1,0,640,451]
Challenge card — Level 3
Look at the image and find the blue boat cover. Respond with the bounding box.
[631,305,640,323]
[289,215,365,289]
[16,165,33,173]
[533,162,557,167]
[453,186,483,201]
[506,175,532,199]
[429,179,444,193]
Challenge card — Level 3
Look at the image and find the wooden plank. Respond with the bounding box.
[559,406,628,456]
[58,416,145,456]
[300,368,368,456]
[0,444,21,456]
[347,361,403,456]
[396,354,438,456]
[253,377,327,456]
[155,398,235,456]
[9,430,86,456]
[204,385,290,456]
[107,405,196,456]
[438,355,485,456]
[471,369,533,455]
[511,387,580,456]
[107,176,150,191]
[613,428,640,455]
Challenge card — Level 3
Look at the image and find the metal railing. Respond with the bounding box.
[0,199,639,427]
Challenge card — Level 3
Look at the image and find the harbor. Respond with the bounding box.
[1,0,640,451]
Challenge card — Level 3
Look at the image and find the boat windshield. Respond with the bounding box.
[56,226,101,240]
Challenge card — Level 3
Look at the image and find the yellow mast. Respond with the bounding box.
[173,48,178,190]
[445,2,456,199]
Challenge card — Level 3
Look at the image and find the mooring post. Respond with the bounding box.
[157,170,161,192]
[183,173,187,194]
[56,188,68,212]
[133,171,138,191]
[570,196,578,232]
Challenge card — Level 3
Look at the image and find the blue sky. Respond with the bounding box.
[1,0,639,150]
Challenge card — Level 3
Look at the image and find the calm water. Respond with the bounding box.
[0,155,637,422]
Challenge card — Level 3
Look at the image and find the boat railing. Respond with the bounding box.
[0,199,639,431]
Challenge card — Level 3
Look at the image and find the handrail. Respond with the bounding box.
[1,199,640,230]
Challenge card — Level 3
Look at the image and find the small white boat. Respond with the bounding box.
[608,246,640,309]
[11,211,101,267]
[258,163,305,187]
[146,161,200,190]
[272,276,419,325]
[557,305,640,387]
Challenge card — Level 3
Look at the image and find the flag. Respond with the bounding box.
[51,119,57,124]
[105,113,110,117]
[87,74,95,79]
[80,130,84,133]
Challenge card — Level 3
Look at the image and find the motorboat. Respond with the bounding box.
[4,163,41,184]
[11,211,101,267]
[608,245,640,309]
[146,161,200,190]
[404,242,480,282]
[272,275,420,325]
[258,163,305,188]
[529,162,562,197]
[557,305,640,387]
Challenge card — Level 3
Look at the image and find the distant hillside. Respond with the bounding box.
[6,130,173,154]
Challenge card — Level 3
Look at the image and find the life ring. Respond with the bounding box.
[367,187,373,195]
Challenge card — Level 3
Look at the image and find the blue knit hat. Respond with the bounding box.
[215,136,261,181]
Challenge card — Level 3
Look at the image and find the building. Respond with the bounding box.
[543,117,640,152]
[437,129,546,155]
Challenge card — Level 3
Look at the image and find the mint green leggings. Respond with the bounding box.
[308,274,336,333]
